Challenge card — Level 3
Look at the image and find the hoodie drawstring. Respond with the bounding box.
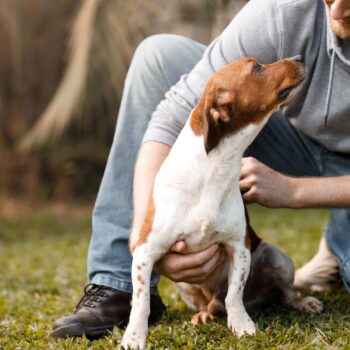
[324,49,336,127]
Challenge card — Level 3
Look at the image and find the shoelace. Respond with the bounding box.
[74,284,109,311]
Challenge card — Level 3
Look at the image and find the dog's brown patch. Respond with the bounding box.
[130,193,155,253]
[137,275,144,284]
[190,102,204,136]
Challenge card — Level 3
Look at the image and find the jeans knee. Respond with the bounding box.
[131,34,202,83]
[134,34,186,65]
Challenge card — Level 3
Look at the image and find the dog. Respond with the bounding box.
[120,56,321,350]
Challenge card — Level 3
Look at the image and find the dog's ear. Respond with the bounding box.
[189,100,204,136]
[202,89,234,154]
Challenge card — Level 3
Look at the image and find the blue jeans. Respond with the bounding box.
[88,34,350,293]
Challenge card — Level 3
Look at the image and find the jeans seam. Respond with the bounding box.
[340,257,350,292]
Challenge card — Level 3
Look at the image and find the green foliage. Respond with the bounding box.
[1,205,350,349]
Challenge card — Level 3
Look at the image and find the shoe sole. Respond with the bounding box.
[51,322,116,339]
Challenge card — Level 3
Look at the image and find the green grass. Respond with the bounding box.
[1,205,350,349]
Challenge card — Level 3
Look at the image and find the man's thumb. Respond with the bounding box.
[169,240,186,253]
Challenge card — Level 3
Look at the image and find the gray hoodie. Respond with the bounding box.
[142,0,350,154]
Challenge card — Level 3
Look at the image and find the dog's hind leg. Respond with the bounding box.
[177,284,212,325]
[225,241,256,337]
[177,275,227,325]
[191,296,226,325]
[282,287,323,314]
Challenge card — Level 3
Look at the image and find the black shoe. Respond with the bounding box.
[51,284,165,339]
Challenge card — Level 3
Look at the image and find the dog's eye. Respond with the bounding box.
[278,88,292,99]
[252,62,264,73]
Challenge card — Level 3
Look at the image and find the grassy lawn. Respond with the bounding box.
[1,204,350,349]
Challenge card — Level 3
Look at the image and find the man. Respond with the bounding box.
[52,0,350,339]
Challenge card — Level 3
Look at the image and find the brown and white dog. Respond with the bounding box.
[121,57,322,350]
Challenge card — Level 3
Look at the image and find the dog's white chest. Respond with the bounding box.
[151,123,246,251]
[179,189,246,251]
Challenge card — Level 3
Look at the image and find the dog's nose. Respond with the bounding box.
[292,55,304,63]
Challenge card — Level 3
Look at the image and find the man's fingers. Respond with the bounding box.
[167,243,219,272]
[242,187,258,204]
[169,240,186,253]
[240,166,249,180]
[170,248,224,283]
[240,157,263,180]
[239,178,252,193]
[154,243,220,278]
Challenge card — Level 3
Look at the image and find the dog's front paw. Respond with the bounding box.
[227,311,256,337]
[120,337,145,350]
[119,327,146,350]
[298,296,324,314]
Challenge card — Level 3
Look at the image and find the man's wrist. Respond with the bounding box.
[287,175,350,209]
[288,177,306,209]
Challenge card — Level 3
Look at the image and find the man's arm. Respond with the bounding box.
[240,157,350,208]
[130,141,170,244]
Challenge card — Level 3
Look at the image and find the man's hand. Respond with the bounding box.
[240,157,350,209]
[240,157,298,208]
[154,241,225,284]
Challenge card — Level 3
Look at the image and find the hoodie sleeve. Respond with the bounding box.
[142,0,282,146]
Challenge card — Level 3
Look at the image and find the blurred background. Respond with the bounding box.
[0,0,247,209]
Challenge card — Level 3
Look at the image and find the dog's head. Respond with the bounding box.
[190,57,306,154]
